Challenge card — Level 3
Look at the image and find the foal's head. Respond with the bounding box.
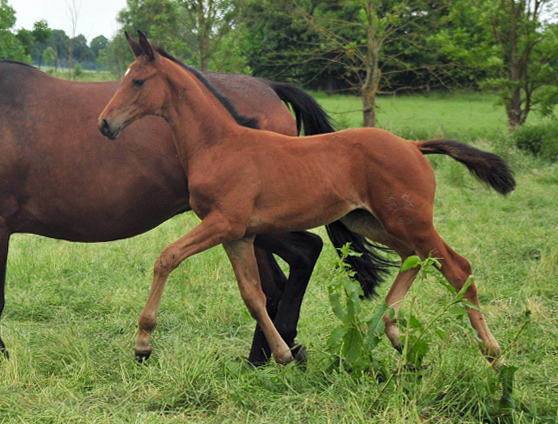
[99,31,259,140]
[98,31,170,140]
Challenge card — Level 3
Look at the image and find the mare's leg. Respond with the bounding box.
[223,237,293,364]
[248,232,322,365]
[0,230,8,358]
[135,214,238,362]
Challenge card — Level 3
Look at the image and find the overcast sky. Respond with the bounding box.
[12,0,128,42]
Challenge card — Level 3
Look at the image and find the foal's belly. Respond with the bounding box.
[246,196,358,236]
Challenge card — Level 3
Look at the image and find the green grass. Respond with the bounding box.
[314,90,553,142]
[2,92,558,423]
[42,67,117,82]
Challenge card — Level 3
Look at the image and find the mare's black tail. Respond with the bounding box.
[264,80,336,135]
[266,79,398,297]
[326,221,398,298]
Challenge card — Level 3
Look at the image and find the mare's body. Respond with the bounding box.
[98,33,515,364]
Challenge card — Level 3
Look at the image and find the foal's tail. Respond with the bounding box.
[267,79,398,297]
[418,139,516,196]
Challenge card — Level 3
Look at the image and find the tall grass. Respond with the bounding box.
[1,91,558,423]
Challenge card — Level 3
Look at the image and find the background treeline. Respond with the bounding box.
[1,0,558,130]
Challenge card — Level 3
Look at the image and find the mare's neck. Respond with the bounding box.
[162,60,241,170]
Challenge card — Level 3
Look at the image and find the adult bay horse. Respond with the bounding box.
[0,59,393,365]
[98,32,515,365]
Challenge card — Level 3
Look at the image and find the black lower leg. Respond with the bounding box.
[0,262,8,359]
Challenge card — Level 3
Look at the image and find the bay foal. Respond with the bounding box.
[99,32,515,365]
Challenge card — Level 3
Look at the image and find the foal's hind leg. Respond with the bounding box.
[383,218,500,361]
[341,211,420,351]
[223,237,293,364]
[344,210,500,361]
[418,236,500,360]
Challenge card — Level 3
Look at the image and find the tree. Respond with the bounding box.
[102,32,135,78]
[117,0,248,72]
[432,0,558,129]
[49,29,70,70]
[43,46,56,67]
[90,35,108,58]
[15,28,33,56]
[66,0,80,79]
[244,0,445,127]
[118,0,188,58]
[179,0,246,71]
[243,0,339,88]
[71,34,94,64]
[0,0,28,60]
[31,19,53,68]
[90,35,108,70]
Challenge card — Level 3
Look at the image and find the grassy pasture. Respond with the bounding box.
[1,86,558,423]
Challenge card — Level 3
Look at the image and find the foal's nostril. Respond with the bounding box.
[99,118,114,138]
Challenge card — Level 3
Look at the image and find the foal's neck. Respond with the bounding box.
[162,60,243,169]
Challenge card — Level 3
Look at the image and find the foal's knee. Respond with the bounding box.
[153,249,180,279]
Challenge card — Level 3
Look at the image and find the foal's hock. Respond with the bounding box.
[98,31,515,365]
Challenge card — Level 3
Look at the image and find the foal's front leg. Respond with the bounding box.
[134,214,235,362]
[223,237,294,365]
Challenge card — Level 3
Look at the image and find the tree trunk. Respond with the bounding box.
[362,81,377,128]
[506,87,523,130]
[362,55,381,127]
[361,1,380,128]
[505,0,524,130]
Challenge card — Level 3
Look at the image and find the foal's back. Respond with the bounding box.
[207,126,436,235]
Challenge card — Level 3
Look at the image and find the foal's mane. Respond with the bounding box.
[154,47,260,130]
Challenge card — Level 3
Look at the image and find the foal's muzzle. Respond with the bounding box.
[98,118,121,140]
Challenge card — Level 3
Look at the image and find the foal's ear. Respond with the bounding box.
[137,30,156,62]
[126,31,144,58]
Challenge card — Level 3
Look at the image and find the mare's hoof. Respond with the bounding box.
[135,350,152,363]
[246,356,267,368]
[0,340,8,359]
[291,344,308,370]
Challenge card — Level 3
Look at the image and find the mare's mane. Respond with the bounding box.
[0,59,36,69]
[154,47,260,130]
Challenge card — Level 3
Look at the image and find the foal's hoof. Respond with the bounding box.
[245,344,308,369]
[135,349,152,363]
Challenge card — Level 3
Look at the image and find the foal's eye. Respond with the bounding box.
[133,79,145,88]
